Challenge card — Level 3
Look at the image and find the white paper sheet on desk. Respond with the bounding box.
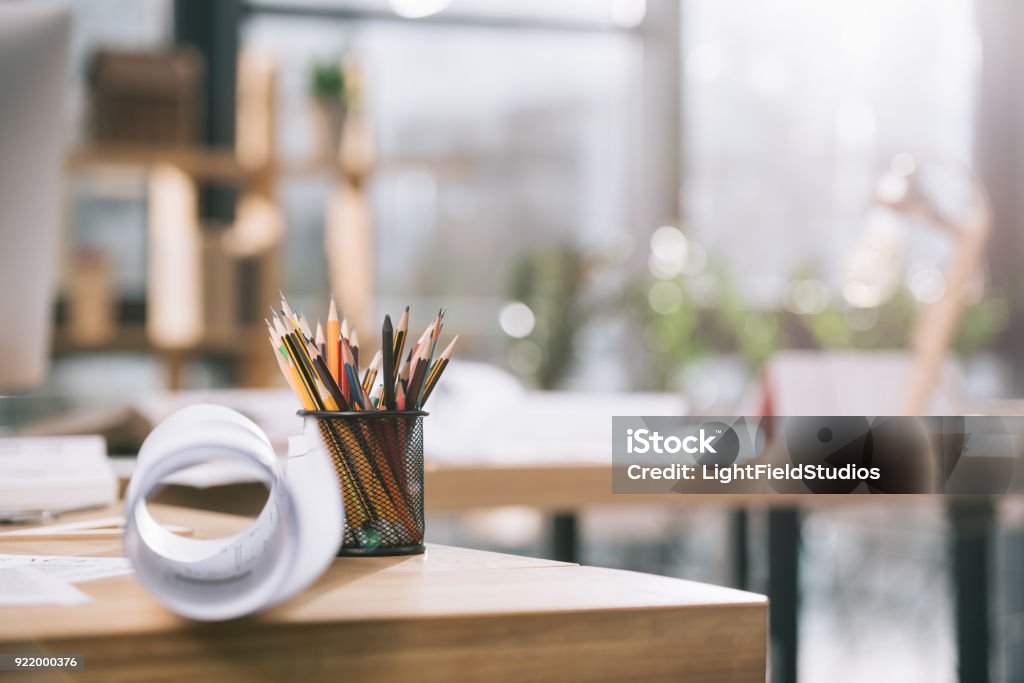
[0,566,91,606]
[0,436,117,516]
[0,554,132,584]
[426,390,686,463]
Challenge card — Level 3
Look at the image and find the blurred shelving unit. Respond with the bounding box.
[57,50,379,390]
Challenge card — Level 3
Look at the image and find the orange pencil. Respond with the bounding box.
[327,296,340,383]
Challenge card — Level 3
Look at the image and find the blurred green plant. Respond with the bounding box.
[506,245,588,389]
[310,60,346,102]
[630,228,1006,390]
[503,230,1006,392]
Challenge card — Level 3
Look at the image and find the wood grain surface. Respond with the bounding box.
[0,505,767,682]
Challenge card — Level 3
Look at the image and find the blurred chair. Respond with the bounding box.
[752,156,992,416]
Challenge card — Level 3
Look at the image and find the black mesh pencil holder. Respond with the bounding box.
[300,410,427,556]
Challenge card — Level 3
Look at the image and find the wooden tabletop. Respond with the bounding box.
[144,461,925,517]
[423,462,951,511]
[0,505,767,683]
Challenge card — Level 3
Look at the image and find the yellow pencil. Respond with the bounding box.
[362,349,381,395]
[421,335,458,406]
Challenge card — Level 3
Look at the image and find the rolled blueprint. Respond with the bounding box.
[123,404,342,621]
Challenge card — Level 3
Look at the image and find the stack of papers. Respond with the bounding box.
[0,554,132,606]
[0,436,117,519]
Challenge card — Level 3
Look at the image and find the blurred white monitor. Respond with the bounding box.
[0,2,69,390]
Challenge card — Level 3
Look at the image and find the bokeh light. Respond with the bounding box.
[648,280,684,315]
[907,267,946,304]
[498,301,536,338]
[648,225,688,279]
[608,0,646,28]
[390,0,451,19]
[785,279,829,315]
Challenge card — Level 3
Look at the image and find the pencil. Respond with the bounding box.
[346,363,366,410]
[429,309,443,363]
[281,332,325,410]
[306,337,349,410]
[270,298,457,415]
[291,331,339,410]
[396,380,406,411]
[393,306,409,368]
[327,296,340,384]
[403,319,435,385]
[315,321,326,359]
[280,291,296,325]
[421,335,457,406]
[405,343,431,409]
[362,349,381,395]
[269,335,312,409]
[382,314,396,411]
[340,334,358,403]
[350,327,360,372]
[299,314,314,342]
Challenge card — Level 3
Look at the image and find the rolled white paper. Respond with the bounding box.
[123,404,343,621]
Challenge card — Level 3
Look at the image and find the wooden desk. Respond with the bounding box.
[0,505,767,683]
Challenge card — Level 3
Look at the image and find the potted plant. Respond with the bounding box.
[309,59,347,161]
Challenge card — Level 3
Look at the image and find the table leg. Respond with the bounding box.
[949,499,994,683]
[551,512,580,563]
[1005,521,1024,681]
[768,507,800,683]
[730,507,750,589]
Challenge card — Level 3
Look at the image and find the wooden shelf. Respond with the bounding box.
[67,145,256,182]
[53,325,265,357]
[66,145,475,182]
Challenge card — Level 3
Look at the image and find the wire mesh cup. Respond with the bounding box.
[300,410,426,556]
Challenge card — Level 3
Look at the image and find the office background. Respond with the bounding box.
[5,1,1024,681]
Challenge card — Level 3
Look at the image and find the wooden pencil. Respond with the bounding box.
[306,337,349,410]
[362,349,381,395]
[382,314,396,411]
[421,334,458,406]
[315,320,326,359]
[396,380,406,411]
[270,297,457,414]
[350,327,360,372]
[327,296,340,383]
[393,306,409,368]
